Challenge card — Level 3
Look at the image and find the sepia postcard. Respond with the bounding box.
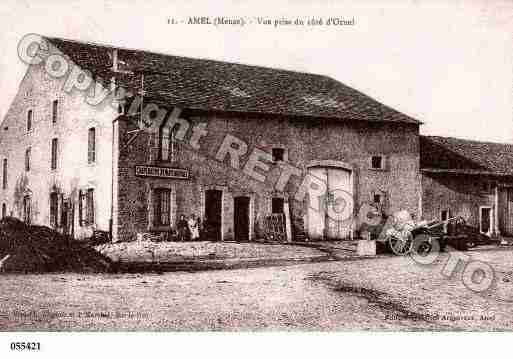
[0,0,512,357]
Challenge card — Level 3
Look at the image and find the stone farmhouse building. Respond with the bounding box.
[421,136,513,237]
[0,36,422,242]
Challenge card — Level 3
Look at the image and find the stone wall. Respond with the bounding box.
[421,173,497,230]
[114,110,420,241]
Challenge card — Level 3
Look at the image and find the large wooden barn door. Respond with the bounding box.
[307,166,352,240]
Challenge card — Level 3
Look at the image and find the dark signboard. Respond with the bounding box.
[135,165,189,179]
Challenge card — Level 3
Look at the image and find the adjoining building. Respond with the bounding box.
[421,136,513,237]
[0,35,422,242]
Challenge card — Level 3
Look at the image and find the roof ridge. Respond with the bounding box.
[43,35,331,79]
[422,135,513,146]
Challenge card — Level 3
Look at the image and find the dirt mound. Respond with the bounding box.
[0,217,112,273]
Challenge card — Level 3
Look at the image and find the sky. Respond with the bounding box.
[0,0,512,142]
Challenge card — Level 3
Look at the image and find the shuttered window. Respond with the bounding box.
[50,193,58,227]
[159,126,176,161]
[25,148,31,171]
[78,190,83,226]
[88,128,96,164]
[23,195,31,224]
[85,189,94,224]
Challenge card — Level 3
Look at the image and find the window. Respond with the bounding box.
[371,155,383,169]
[88,127,96,164]
[272,148,285,163]
[371,191,386,209]
[159,126,176,161]
[78,190,83,226]
[85,189,94,225]
[25,148,31,171]
[2,203,6,219]
[79,189,93,226]
[154,188,171,226]
[441,209,450,221]
[27,110,32,131]
[2,159,6,189]
[480,181,492,194]
[52,100,58,123]
[272,197,285,214]
[50,193,58,227]
[23,195,31,224]
[51,138,58,169]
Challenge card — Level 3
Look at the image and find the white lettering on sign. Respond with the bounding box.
[134,165,189,179]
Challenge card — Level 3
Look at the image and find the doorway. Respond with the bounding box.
[205,190,222,241]
[499,188,513,236]
[61,199,70,235]
[480,206,492,235]
[234,196,250,242]
[271,197,284,214]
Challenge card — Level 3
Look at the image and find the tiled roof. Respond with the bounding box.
[420,136,513,176]
[45,36,420,125]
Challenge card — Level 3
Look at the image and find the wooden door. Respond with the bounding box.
[234,196,250,242]
[307,167,326,240]
[306,167,352,240]
[325,167,352,240]
[501,188,513,235]
[480,207,492,235]
[205,190,222,241]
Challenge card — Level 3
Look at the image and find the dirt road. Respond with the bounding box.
[1,249,512,331]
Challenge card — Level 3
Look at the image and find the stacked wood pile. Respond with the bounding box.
[262,214,287,242]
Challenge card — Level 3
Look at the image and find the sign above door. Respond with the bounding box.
[134,165,189,179]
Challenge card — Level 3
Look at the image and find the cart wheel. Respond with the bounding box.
[411,234,439,256]
[414,239,432,256]
[389,234,413,256]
